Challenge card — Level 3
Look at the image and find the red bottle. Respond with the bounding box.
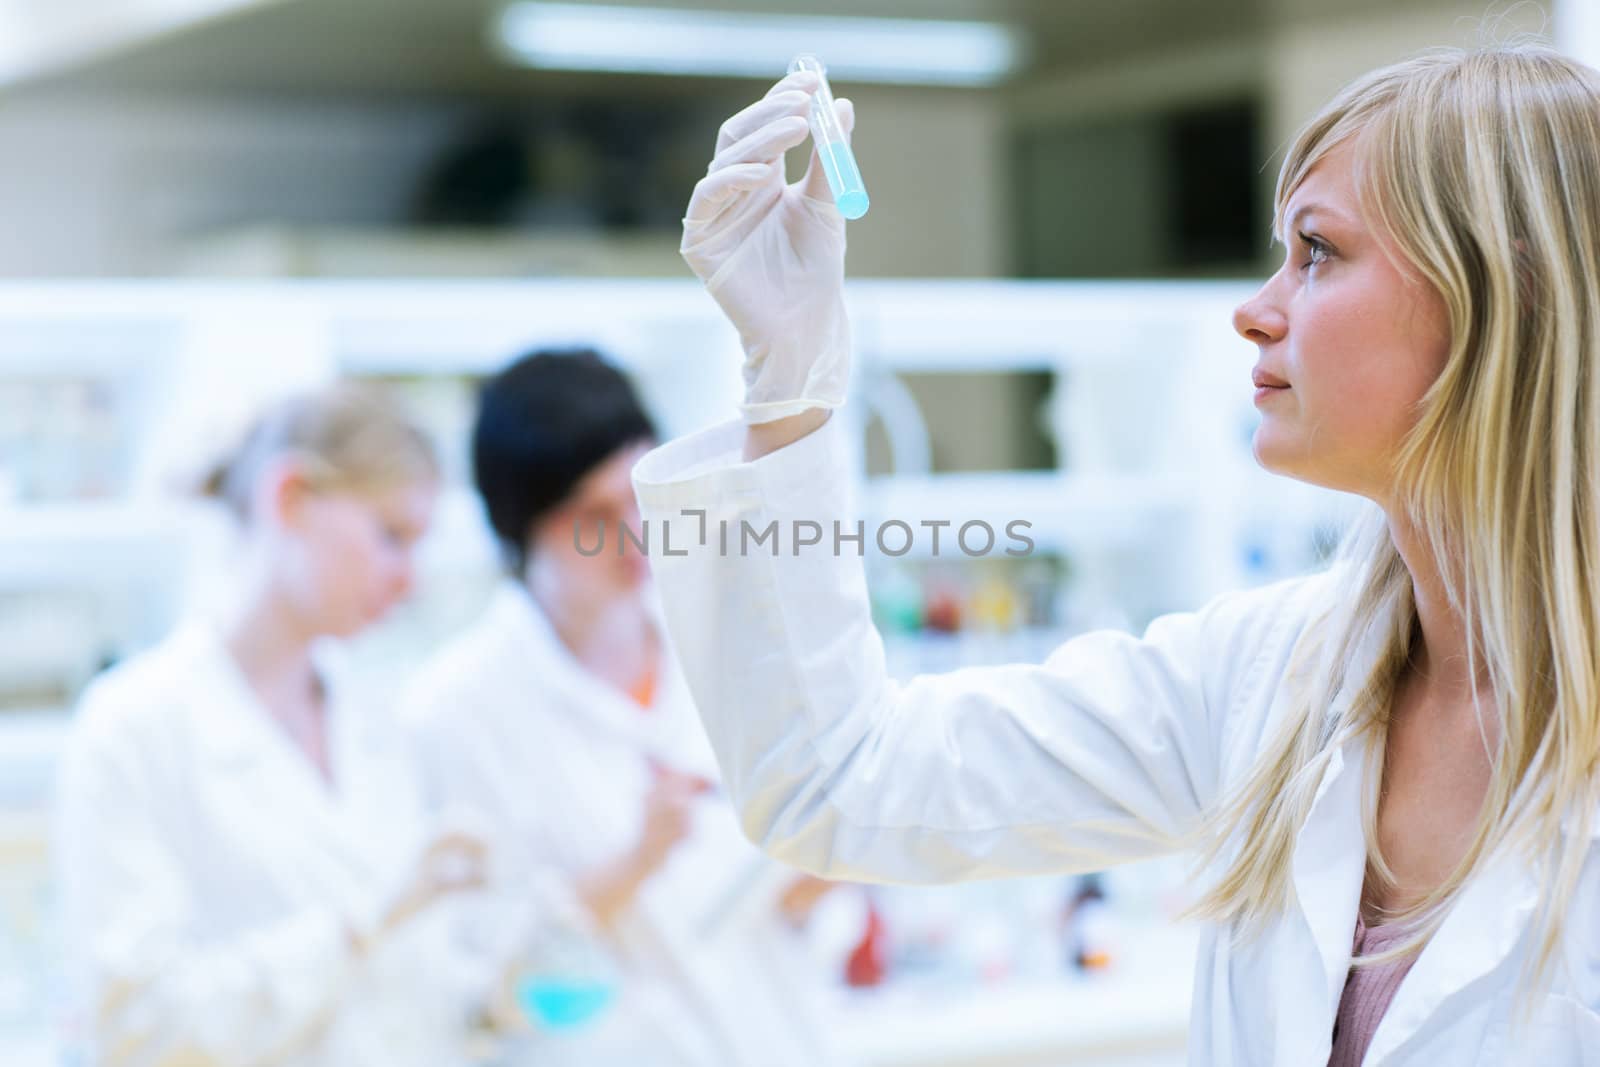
[844,898,889,987]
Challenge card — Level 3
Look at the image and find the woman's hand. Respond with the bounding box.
[633,767,709,873]
[351,830,489,956]
[577,767,711,928]
[777,874,841,927]
[681,69,857,425]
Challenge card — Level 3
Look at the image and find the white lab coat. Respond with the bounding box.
[630,416,1600,1067]
[54,624,499,1067]
[403,582,846,1067]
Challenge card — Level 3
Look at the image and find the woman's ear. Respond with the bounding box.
[253,456,315,531]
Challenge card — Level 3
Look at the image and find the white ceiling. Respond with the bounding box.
[20,0,1474,99]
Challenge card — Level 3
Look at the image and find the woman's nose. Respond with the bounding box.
[1233,286,1287,344]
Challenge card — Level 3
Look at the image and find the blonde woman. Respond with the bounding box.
[55,387,518,1067]
[631,46,1600,1065]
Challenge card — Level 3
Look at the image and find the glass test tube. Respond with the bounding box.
[788,54,870,220]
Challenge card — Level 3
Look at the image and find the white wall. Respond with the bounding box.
[841,86,1006,278]
[1264,4,1538,154]
[1559,0,1600,69]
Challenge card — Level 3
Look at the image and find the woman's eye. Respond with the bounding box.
[1298,232,1330,272]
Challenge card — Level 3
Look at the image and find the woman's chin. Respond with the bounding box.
[1250,428,1290,473]
[1251,434,1359,497]
[1251,431,1319,486]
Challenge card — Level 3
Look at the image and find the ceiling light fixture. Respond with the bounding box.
[492,2,1024,86]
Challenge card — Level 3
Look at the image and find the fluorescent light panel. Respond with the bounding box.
[493,3,1023,86]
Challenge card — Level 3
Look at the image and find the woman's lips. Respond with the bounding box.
[1252,367,1290,406]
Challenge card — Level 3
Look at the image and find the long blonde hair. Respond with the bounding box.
[1192,45,1600,989]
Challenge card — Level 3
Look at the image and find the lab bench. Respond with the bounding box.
[834,922,1194,1067]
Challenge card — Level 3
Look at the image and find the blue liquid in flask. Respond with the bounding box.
[517,976,615,1030]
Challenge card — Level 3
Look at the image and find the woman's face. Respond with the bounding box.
[282,477,437,638]
[530,440,655,598]
[1232,138,1452,501]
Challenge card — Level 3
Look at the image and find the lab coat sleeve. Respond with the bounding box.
[55,706,360,1066]
[632,416,1312,884]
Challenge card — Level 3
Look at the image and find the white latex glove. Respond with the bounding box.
[680,69,857,424]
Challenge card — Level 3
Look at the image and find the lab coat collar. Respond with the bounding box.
[1286,596,1556,1065]
[169,623,406,918]
[185,623,349,778]
[183,623,283,771]
[1366,845,1540,1064]
[182,624,382,867]
[1287,600,1390,1049]
[1289,734,1369,1041]
[484,581,670,750]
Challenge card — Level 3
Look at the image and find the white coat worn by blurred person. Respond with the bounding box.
[404,349,847,1067]
[55,387,525,1067]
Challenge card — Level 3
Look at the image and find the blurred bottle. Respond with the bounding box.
[870,560,923,635]
[966,567,1018,633]
[1018,559,1060,629]
[1062,873,1114,973]
[921,583,963,635]
[844,896,889,988]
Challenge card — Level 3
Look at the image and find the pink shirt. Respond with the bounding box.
[1328,914,1420,1067]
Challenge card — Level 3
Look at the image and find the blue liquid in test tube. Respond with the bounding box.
[789,54,869,220]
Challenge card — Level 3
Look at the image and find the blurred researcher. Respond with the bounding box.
[404,349,847,1066]
[55,386,521,1067]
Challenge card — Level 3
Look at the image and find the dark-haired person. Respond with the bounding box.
[54,386,524,1067]
[404,349,847,1066]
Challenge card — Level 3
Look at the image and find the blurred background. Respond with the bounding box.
[0,0,1590,1064]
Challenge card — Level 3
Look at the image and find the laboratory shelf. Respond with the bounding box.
[0,501,196,586]
[859,471,1198,556]
[1,1034,52,1067]
[0,808,48,858]
[850,279,1257,372]
[0,710,69,807]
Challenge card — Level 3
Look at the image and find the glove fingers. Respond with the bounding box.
[764,69,819,100]
[798,97,856,203]
[708,113,810,174]
[715,76,817,152]
[684,163,770,224]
